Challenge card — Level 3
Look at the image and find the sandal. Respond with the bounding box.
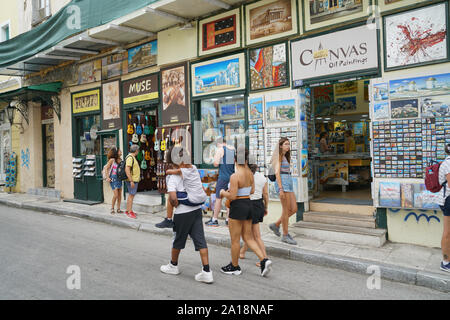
[256,262,261,267]
[110,208,115,215]
[116,209,123,214]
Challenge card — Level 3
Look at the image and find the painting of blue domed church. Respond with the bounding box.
[194,57,241,95]
[389,73,450,99]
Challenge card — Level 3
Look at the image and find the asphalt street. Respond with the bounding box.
[0,205,448,300]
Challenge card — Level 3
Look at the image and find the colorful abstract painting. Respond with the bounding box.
[249,43,287,91]
[384,2,448,70]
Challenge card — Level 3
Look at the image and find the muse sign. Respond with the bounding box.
[291,24,379,86]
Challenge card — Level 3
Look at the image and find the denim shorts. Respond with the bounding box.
[109,175,122,190]
[275,174,294,193]
[440,196,450,217]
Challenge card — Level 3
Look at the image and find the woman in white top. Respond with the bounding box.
[239,163,269,266]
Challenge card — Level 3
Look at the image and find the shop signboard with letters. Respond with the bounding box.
[291,24,379,86]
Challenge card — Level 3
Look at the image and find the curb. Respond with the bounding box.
[1,197,449,293]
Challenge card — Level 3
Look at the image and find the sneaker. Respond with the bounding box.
[195,270,214,284]
[269,223,281,237]
[281,234,297,245]
[260,259,273,277]
[440,261,450,273]
[225,219,229,227]
[156,218,174,228]
[126,211,137,219]
[221,263,242,275]
[205,218,219,227]
[160,263,180,275]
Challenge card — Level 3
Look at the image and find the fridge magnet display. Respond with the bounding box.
[389,73,450,99]
[390,99,419,119]
[102,81,121,130]
[191,52,246,97]
[379,182,401,207]
[161,63,190,125]
[421,95,450,118]
[373,102,390,120]
[266,99,296,124]
[304,0,370,32]
[245,0,298,46]
[373,83,389,101]
[384,2,449,71]
[249,43,288,91]
[128,40,157,73]
[199,8,241,56]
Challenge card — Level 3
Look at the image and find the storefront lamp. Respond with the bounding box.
[6,103,24,133]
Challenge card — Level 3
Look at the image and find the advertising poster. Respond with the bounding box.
[102,81,121,130]
[161,63,190,125]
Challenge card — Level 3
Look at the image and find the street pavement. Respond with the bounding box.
[0,205,449,300]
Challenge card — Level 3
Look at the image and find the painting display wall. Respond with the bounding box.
[384,2,449,71]
[199,8,242,56]
[245,0,298,46]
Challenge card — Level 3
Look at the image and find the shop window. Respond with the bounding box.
[32,0,51,26]
[200,95,246,164]
[76,115,101,156]
[0,22,9,42]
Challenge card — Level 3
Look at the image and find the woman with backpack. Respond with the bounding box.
[105,147,123,214]
[439,144,450,273]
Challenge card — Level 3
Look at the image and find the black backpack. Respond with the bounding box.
[117,155,133,181]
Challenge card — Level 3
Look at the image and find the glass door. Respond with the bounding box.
[43,123,55,188]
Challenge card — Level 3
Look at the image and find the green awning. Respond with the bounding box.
[0,0,160,69]
[0,82,62,102]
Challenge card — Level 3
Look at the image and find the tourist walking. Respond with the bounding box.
[220,147,272,277]
[269,137,298,245]
[105,147,123,214]
[239,163,269,266]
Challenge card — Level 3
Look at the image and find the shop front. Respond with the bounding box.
[121,73,160,195]
[71,88,103,204]
[190,52,248,214]
[291,23,380,211]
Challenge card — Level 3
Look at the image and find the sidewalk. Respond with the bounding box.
[0,192,449,293]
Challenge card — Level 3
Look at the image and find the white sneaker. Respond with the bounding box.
[160,263,180,275]
[195,270,214,284]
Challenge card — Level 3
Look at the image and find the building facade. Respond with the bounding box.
[0,0,448,248]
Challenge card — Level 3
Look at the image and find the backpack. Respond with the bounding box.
[117,156,133,181]
[102,162,113,180]
[180,166,207,205]
[425,160,445,193]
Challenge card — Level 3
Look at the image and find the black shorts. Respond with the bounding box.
[172,209,208,251]
[440,196,450,217]
[251,199,265,224]
[229,198,252,221]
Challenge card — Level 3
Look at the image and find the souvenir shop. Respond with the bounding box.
[290,23,380,207]
[122,74,160,193]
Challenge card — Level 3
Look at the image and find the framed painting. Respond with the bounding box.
[101,80,121,130]
[245,0,298,46]
[128,40,157,73]
[383,2,449,71]
[161,63,190,125]
[249,42,289,92]
[198,8,242,56]
[303,0,371,32]
[191,52,246,98]
[378,0,431,13]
